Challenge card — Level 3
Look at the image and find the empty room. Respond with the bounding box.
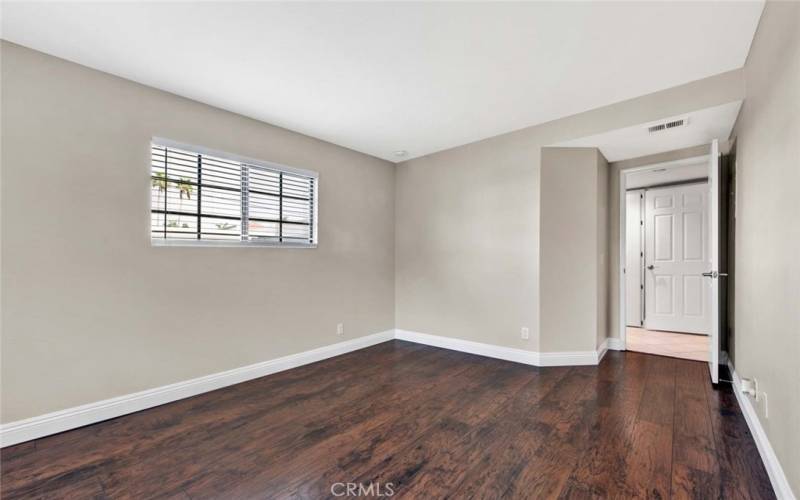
[1,1,798,499]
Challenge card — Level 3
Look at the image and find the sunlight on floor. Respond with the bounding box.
[626,327,709,362]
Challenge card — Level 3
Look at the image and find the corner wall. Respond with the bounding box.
[540,148,608,352]
[395,66,744,354]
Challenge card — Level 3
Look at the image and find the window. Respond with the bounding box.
[150,139,317,246]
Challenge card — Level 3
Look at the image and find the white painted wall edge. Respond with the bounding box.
[1,330,620,447]
[0,330,394,448]
[729,362,797,500]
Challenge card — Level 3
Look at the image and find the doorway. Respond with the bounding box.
[620,154,717,366]
[551,104,738,384]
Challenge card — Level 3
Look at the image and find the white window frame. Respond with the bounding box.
[150,137,318,248]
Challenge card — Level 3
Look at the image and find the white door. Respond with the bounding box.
[644,183,710,335]
[625,190,644,326]
[706,139,721,383]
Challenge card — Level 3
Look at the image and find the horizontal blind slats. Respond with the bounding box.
[151,142,315,244]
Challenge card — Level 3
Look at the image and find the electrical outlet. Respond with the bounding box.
[337,323,344,336]
[762,392,769,419]
[520,327,529,340]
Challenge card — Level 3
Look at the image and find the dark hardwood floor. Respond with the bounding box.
[1,341,775,499]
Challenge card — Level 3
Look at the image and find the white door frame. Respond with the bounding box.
[617,155,710,350]
[625,189,645,328]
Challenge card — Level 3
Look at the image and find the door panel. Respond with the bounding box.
[654,194,673,209]
[645,182,709,334]
[683,275,703,316]
[654,214,674,261]
[653,274,674,314]
[683,212,703,260]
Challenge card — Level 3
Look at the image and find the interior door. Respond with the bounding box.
[644,183,710,334]
[625,190,644,326]
[706,139,721,383]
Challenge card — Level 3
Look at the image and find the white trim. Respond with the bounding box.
[1,329,616,448]
[151,239,317,249]
[0,330,393,448]
[606,337,625,351]
[394,329,605,367]
[618,167,628,350]
[596,338,609,363]
[729,362,796,500]
[395,329,540,365]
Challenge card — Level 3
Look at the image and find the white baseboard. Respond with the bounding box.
[0,330,394,448]
[394,329,541,365]
[596,338,609,363]
[606,337,625,351]
[394,329,604,367]
[729,363,796,500]
[5,327,790,499]
[0,329,615,448]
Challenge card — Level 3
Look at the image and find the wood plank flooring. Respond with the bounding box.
[0,341,775,499]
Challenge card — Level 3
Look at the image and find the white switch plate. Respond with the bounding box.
[521,327,529,340]
[337,323,344,336]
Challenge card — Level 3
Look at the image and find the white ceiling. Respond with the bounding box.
[555,100,742,162]
[1,2,763,162]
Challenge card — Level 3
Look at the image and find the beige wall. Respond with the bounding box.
[540,148,608,352]
[0,22,771,433]
[395,66,744,353]
[729,1,800,493]
[0,42,396,423]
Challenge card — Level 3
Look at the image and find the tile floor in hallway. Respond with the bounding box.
[626,327,709,362]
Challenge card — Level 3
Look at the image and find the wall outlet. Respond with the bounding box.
[520,327,529,340]
[741,377,758,400]
[762,392,769,419]
[336,323,344,336]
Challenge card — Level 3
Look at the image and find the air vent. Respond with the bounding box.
[648,117,689,134]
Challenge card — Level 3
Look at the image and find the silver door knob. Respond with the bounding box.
[702,271,718,278]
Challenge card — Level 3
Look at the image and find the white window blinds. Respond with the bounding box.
[150,140,317,246]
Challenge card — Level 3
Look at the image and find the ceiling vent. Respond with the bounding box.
[648,117,689,134]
